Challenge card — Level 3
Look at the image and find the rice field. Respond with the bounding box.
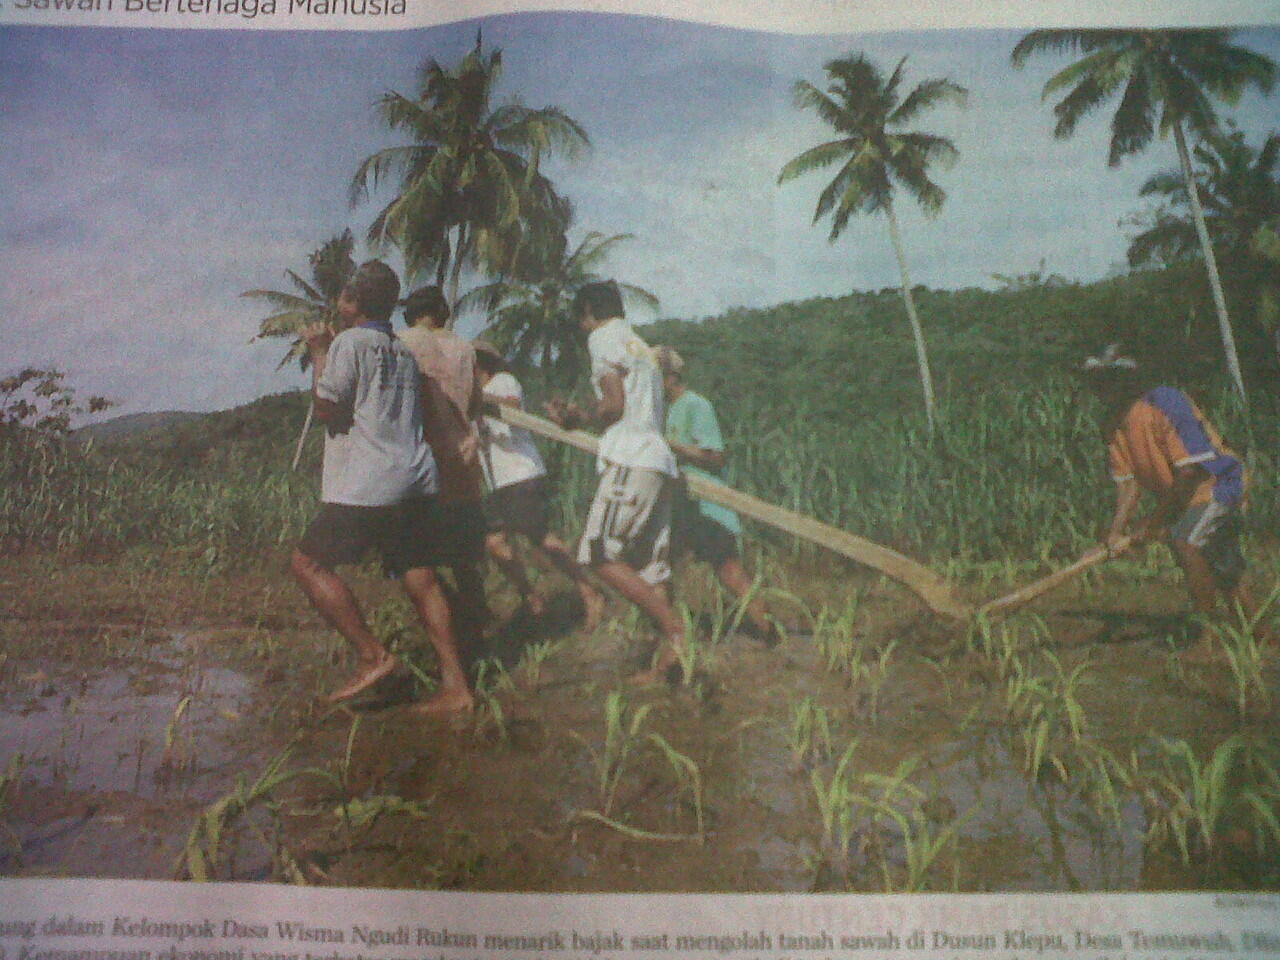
[1,380,1278,891]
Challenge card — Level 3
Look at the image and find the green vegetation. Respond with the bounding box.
[779,52,967,434]
[1011,29,1278,402]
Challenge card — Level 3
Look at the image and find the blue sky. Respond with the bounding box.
[1,14,1277,414]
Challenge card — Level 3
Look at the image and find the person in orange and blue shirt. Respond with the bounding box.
[1082,345,1262,658]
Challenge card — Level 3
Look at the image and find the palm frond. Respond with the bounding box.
[778,138,856,184]
[890,77,967,125]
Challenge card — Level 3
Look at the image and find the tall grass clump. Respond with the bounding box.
[1136,735,1280,867]
[1,391,318,563]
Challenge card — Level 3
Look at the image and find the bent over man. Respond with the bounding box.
[1083,344,1261,659]
[289,261,472,714]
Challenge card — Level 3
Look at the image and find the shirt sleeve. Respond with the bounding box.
[315,331,357,406]
[1149,388,1216,468]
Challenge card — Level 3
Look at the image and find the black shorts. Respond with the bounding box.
[298,498,440,578]
[422,499,487,567]
[485,476,550,543]
[672,496,739,568]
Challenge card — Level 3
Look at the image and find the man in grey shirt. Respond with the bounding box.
[290,260,472,715]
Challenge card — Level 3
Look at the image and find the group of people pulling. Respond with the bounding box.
[289,264,771,713]
[289,259,1263,715]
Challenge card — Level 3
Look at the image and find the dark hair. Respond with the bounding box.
[474,349,505,376]
[571,281,624,322]
[344,260,400,323]
[401,285,450,326]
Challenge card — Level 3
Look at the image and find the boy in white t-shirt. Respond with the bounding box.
[546,282,685,685]
[473,341,603,626]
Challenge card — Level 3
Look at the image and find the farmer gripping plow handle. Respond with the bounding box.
[489,402,974,621]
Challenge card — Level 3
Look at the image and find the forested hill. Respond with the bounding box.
[94,260,1276,470]
[639,261,1277,428]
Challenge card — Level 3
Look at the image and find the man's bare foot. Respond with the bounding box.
[409,686,474,717]
[582,590,605,630]
[324,653,398,703]
[626,641,680,686]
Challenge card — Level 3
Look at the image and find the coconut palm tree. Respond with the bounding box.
[778,54,966,436]
[457,224,657,386]
[244,230,356,469]
[350,33,588,314]
[1011,28,1277,402]
[1126,127,1280,268]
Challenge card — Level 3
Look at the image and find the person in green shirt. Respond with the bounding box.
[656,346,778,645]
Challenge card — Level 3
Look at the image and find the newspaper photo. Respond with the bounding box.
[2,0,1280,952]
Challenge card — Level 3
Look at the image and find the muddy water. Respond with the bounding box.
[0,579,1274,890]
[0,627,267,877]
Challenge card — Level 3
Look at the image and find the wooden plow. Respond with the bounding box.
[976,535,1134,620]
[489,404,973,621]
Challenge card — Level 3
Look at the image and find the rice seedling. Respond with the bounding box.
[470,659,510,743]
[1004,652,1093,781]
[1211,586,1278,717]
[645,732,705,842]
[572,690,705,842]
[158,694,194,777]
[859,639,898,726]
[1137,735,1280,866]
[813,592,862,675]
[703,572,766,647]
[968,615,1028,681]
[674,602,704,686]
[515,638,561,689]
[177,747,332,882]
[862,798,972,893]
[809,738,861,862]
[1073,742,1138,836]
[578,690,653,818]
[786,696,834,770]
[331,794,434,831]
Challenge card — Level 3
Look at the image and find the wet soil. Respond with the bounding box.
[0,550,1276,891]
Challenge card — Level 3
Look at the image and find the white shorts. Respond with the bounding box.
[577,463,672,585]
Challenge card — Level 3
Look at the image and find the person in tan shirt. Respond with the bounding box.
[398,286,490,642]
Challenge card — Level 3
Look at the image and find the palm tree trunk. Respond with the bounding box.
[291,399,314,472]
[884,202,938,437]
[447,224,468,328]
[1174,121,1247,404]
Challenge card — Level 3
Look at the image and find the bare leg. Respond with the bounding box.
[289,549,397,702]
[1173,541,1228,659]
[716,556,776,643]
[450,561,492,638]
[537,533,603,627]
[591,561,684,683]
[401,566,473,715]
[485,531,544,615]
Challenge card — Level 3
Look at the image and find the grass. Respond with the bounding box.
[177,746,330,882]
[1137,735,1280,866]
[572,690,706,842]
[787,696,834,770]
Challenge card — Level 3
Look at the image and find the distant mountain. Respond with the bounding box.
[76,410,206,442]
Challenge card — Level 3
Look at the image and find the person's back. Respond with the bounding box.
[319,325,436,506]
[1108,385,1244,508]
[587,315,676,478]
[479,369,546,491]
[397,290,483,503]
